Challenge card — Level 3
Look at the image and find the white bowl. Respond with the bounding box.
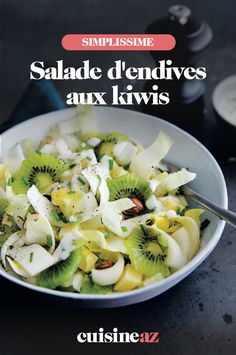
[0,107,227,308]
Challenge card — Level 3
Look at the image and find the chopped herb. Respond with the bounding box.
[67,191,76,195]
[57,212,68,223]
[109,159,114,171]
[200,219,210,231]
[86,156,92,161]
[77,176,86,185]
[121,226,128,232]
[35,150,42,155]
[29,252,34,263]
[21,176,29,186]
[69,163,76,169]
[176,207,181,215]
[47,235,53,247]
[51,209,61,221]
[7,177,14,186]
[141,224,149,236]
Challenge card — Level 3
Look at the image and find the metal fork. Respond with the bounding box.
[164,161,236,229]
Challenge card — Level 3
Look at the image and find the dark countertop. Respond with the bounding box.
[0,1,235,354]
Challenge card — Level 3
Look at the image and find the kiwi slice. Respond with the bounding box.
[0,198,18,247]
[90,132,129,158]
[107,174,152,216]
[126,225,170,277]
[12,153,69,194]
[80,275,113,294]
[37,248,82,289]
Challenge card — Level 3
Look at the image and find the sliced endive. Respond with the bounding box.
[101,198,135,237]
[152,226,186,269]
[7,244,58,276]
[57,104,96,135]
[24,213,56,254]
[130,131,173,180]
[27,185,62,227]
[6,257,31,278]
[155,168,196,197]
[5,171,30,228]
[170,216,200,259]
[91,253,124,286]
[1,230,25,268]
[3,143,25,173]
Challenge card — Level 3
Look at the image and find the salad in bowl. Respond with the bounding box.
[0,105,205,295]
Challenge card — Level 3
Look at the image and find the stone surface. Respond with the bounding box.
[0,1,235,354]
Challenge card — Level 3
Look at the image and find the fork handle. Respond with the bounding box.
[182,186,236,229]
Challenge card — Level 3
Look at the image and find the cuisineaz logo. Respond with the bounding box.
[77,328,159,343]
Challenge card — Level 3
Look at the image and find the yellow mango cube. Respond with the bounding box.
[79,248,98,272]
[114,264,142,292]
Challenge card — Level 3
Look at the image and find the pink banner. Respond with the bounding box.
[62,34,176,51]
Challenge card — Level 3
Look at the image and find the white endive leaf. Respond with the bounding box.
[8,244,58,276]
[25,213,55,254]
[130,131,173,180]
[91,253,124,286]
[171,227,193,262]
[3,143,25,173]
[54,230,83,260]
[77,104,97,134]
[106,235,128,254]
[78,149,97,165]
[101,198,135,237]
[5,170,30,227]
[72,271,84,292]
[113,141,137,166]
[81,230,108,249]
[152,226,186,269]
[55,138,77,160]
[98,179,110,205]
[155,168,196,196]
[170,216,200,259]
[82,169,100,195]
[78,192,98,213]
[6,257,31,277]
[27,185,61,227]
[1,231,25,268]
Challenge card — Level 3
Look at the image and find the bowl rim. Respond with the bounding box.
[0,106,228,301]
[212,74,236,128]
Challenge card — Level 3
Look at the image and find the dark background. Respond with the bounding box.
[0,1,236,354]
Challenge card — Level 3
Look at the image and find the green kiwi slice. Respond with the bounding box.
[80,275,113,294]
[87,132,129,158]
[12,153,69,194]
[0,198,18,247]
[37,248,82,289]
[126,225,170,277]
[107,174,152,216]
